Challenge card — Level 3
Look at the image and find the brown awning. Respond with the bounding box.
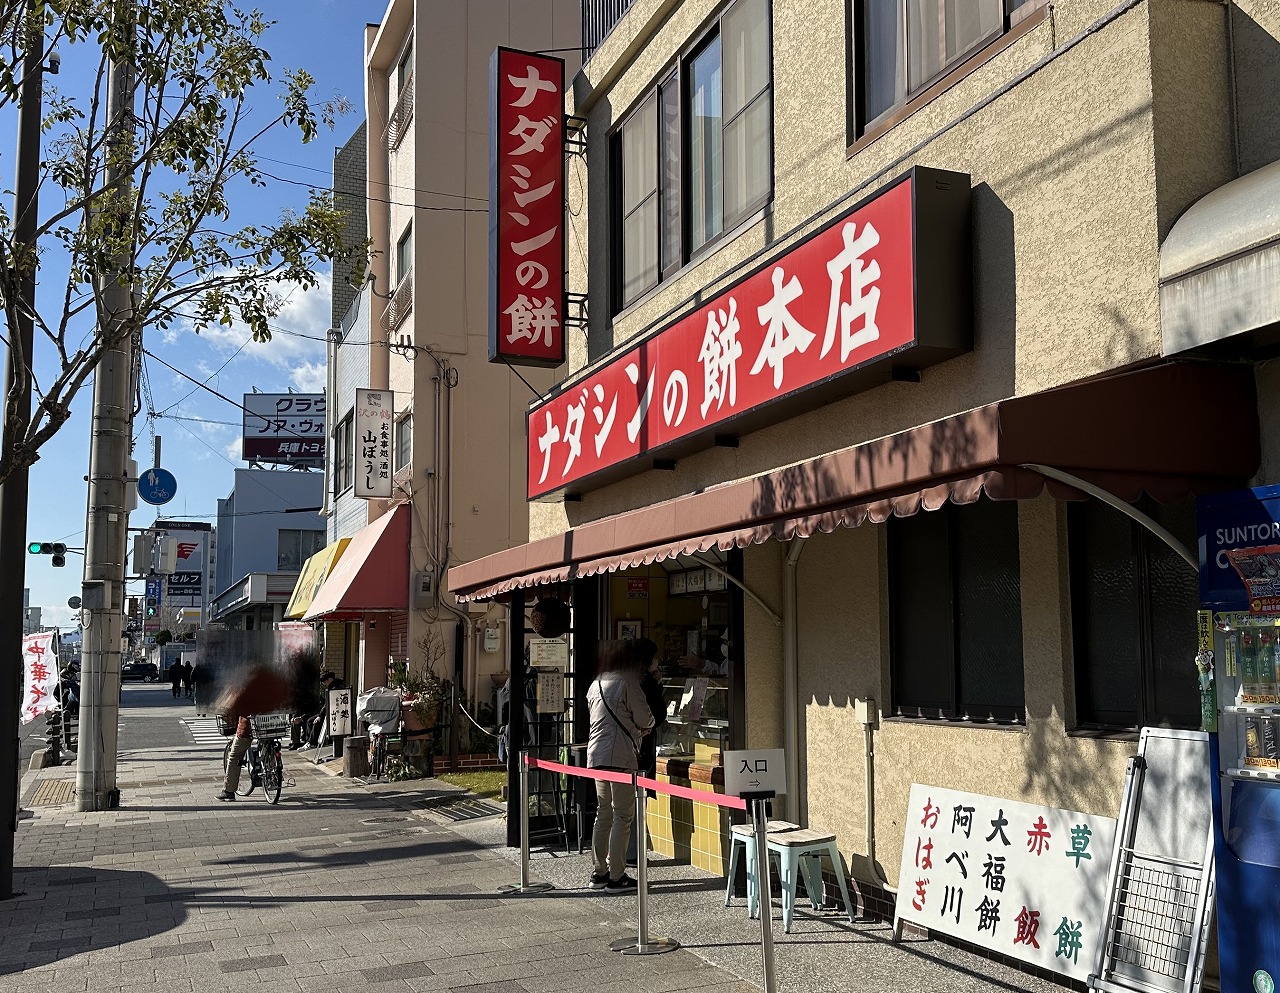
[450,362,1259,602]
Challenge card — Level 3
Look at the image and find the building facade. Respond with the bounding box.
[212,468,325,629]
[449,0,1280,953]
[306,0,582,721]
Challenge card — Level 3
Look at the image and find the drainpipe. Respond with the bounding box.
[319,328,340,521]
[782,538,806,824]
[860,698,896,895]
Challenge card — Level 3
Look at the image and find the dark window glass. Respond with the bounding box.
[659,75,682,277]
[1069,499,1199,730]
[333,415,353,496]
[620,92,659,306]
[688,34,723,253]
[852,0,1028,138]
[395,414,413,471]
[396,225,412,284]
[890,500,1025,721]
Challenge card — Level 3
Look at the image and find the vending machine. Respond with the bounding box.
[1197,486,1280,993]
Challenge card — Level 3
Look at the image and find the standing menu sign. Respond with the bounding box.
[329,688,353,737]
[489,48,565,367]
[354,388,394,499]
[895,784,1116,982]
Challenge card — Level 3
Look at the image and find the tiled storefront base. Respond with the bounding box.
[647,771,732,875]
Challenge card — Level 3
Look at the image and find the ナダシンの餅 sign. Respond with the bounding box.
[525,166,972,500]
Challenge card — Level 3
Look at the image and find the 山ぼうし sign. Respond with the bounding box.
[894,784,1116,982]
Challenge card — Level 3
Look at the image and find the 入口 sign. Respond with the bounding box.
[354,388,394,500]
[489,47,565,368]
[724,748,787,797]
[894,784,1117,982]
[525,166,972,500]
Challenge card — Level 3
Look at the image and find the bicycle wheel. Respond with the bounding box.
[236,744,256,796]
[262,742,283,805]
[371,734,386,779]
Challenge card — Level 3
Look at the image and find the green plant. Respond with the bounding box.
[389,629,448,729]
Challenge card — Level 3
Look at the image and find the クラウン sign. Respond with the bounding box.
[489,47,565,368]
[242,393,326,465]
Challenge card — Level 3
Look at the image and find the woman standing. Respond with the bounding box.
[586,639,654,891]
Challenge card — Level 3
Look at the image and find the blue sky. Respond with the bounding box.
[7,0,387,627]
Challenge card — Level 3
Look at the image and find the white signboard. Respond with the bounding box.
[894,784,1117,982]
[535,666,564,714]
[20,631,59,724]
[724,748,787,797]
[354,388,394,499]
[529,637,569,665]
[328,688,353,737]
[242,392,326,465]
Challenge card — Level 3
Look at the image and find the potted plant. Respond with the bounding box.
[389,629,448,731]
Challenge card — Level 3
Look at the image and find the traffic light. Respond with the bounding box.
[145,598,158,618]
[27,541,67,566]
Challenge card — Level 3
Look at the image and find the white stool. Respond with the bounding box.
[725,820,799,917]
[766,829,856,933]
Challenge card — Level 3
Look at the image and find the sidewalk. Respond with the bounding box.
[4,744,1070,993]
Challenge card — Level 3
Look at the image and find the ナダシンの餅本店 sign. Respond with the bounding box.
[525,166,973,500]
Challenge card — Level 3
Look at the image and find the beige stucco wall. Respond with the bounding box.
[521,0,1271,887]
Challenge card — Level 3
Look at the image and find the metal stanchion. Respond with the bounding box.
[499,751,553,894]
[747,792,778,993]
[612,774,679,956]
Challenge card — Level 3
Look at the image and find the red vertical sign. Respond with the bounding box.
[489,48,566,367]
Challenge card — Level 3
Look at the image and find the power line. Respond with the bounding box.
[256,153,486,202]
[259,168,488,213]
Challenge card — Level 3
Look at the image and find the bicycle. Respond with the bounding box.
[221,715,288,804]
[368,713,434,781]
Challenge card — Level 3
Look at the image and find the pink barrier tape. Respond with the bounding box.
[522,755,747,811]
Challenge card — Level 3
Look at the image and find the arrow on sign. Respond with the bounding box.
[749,779,761,787]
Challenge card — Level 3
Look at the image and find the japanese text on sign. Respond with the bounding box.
[242,393,326,465]
[329,688,353,737]
[895,784,1116,982]
[489,48,565,367]
[21,631,60,725]
[526,175,918,498]
[354,388,394,500]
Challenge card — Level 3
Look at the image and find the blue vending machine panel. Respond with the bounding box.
[1199,487,1280,993]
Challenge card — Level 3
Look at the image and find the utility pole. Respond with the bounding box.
[0,1,47,899]
[76,16,136,812]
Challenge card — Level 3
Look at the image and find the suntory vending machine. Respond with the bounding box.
[1197,486,1280,993]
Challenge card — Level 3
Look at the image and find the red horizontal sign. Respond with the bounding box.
[526,168,971,499]
[489,48,566,367]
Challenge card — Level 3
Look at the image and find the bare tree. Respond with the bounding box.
[0,0,367,485]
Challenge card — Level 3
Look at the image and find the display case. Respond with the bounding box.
[1214,615,1280,781]
[655,674,729,762]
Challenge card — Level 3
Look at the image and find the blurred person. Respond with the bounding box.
[215,715,250,801]
[586,639,654,892]
[169,662,183,699]
[304,671,345,747]
[633,638,667,788]
[182,660,194,699]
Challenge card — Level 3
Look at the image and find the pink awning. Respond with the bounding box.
[303,504,409,620]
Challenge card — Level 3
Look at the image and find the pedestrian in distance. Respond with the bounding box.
[182,660,194,699]
[169,662,182,699]
[586,639,654,892]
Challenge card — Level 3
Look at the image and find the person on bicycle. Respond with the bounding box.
[215,715,251,801]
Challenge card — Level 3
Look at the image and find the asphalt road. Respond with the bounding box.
[19,679,196,768]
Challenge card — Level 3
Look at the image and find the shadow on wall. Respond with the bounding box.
[1232,6,1280,176]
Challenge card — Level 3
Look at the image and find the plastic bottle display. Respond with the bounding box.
[1260,631,1279,702]
[1241,630,1263,703]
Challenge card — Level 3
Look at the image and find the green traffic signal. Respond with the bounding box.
[27,542,42,554]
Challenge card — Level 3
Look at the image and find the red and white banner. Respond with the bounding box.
[21,631,59,725]
[525,168,972,499]
[489,48,566,368]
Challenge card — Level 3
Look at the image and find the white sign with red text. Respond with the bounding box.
[894,784,1116,982]
[489,48,565,368]
[20,631,59,725]
[354,388,394,500]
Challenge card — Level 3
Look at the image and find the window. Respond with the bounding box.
[851,0,1035,138]
[613,0,771,310]
[1068,499,1199,730]
[395,413,413,471]
[396,224,412,285]
[277,529,326,572]
[397,39,413,95]
[333,414,353,496]
[889,500,1025,722]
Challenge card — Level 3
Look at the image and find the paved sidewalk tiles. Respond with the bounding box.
[4,744,1068,993]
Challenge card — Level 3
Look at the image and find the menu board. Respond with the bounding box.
[895,784,1116,982]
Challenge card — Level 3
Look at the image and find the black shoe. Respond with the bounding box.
[605,874,637,892]
[214,790,236,802]
[588,871,609,890]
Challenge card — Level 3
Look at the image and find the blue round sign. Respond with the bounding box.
[137,466,177,506]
